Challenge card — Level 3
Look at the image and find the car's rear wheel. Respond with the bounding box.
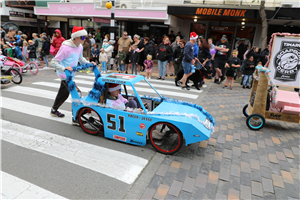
[149,122,183,155]
[78,108,103,135]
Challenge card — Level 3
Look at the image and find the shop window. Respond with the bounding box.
[235,26,255,48]
[191,23,206,37]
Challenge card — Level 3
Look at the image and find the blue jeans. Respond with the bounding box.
[44,55,49,67]
[243,75,252,86]
[119,64,125,72]
[22,56,26,63]
[158,60,168,78]
[131,63,137,75]
[30,58,36,62]
[101,62,106,72]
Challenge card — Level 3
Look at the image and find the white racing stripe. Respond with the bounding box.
[34,81,199,99]
[1,97,72,124]
[75,75,175,84]
[1,171,67,199]
[2,120,148,184]
[59,78,201,93]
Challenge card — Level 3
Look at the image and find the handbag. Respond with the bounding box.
[50,45,55,55]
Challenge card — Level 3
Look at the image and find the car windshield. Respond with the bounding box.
[131,79,163,100]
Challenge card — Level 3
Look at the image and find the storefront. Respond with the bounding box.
[168,5,262,50]
[34,2,169,42]
[168,5,300,49]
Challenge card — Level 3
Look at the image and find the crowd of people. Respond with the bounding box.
[1,25,272,92]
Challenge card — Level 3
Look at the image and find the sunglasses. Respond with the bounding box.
[221,38,226,40]
[123,34,128,36]
[80,36,86,40]
[232,52,238,54]
[179,43,183,45]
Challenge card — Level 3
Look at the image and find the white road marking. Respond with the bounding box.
[39,81,198,99]
[1,120,148,184]
[1,171,67,199]
[1,97,72,124]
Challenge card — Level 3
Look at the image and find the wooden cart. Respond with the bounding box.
[242,71,300,131]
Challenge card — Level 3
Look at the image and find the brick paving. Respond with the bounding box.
[141,80,300,200]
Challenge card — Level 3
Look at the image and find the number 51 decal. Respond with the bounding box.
[107,113,126,133]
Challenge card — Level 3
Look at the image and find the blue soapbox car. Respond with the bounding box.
[66,64,215,154]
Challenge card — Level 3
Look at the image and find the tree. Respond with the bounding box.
[253,0,268,50]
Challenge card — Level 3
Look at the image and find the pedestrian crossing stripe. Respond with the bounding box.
[1,120,148,184]
[34,81,199,99]
[1,171,67,199]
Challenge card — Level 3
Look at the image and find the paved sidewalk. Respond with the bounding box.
[141,81,300,200]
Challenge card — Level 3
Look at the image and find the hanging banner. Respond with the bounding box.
[268,35,300,88]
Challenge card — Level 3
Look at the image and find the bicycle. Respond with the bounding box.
[19,61,39,75]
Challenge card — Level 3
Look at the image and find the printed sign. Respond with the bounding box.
[268,36,300,88]
[139,123,146,130]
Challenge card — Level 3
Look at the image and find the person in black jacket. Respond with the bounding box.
[260,44,269,66]
[41,36,50,67]
[248,46,267,66]
[242,56,255,89]
[173,39,186,76]
[156,36,173,80]
[144,37,155,60]
[129,44,140,75]
[27,40,36,62]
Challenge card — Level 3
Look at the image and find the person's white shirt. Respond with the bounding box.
[104,44,114,57]
[90,37,95,46]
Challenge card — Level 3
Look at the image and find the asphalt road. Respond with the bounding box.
[1,68,209,199]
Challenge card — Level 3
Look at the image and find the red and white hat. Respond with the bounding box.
[108,83,121,92]
[190,32,198,40]
[71,26,88,40]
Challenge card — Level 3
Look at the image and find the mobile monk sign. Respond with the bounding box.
[268,33,300,88]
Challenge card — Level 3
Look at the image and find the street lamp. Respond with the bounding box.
[106,1,115,41]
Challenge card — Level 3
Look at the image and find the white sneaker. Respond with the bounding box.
[138,73,140,75]
[151,130,166,140]
[149,77,151,79]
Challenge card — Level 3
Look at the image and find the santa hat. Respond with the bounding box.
[190,32,198,40]
[71,26,88,40]
[108,83,121,92]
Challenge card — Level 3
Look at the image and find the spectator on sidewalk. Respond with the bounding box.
[41,35,50,68]
[32,33,43,62]
[104,40,115,71]
[6,27,15,40]
[118,31,133,74]
[242,55,255,89]
[144,37,155,60]
[178,32,198,90]
[99,48,108,73]
[91,44,100,64]
[129,44,140,75]
[27,40,36,62]
[222,49,241,90]
[51,29,65,56]
[156,36,173,80]
[116,47,126,73]
[168,30,175,43]
[89,34,95,46]
[173,39,186,76]
[22,41,29,63]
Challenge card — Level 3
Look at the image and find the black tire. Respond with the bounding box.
[243,104,249,117]
[149,122,183,155]
[246,113,265,131]
[78,107,103,135]
[9,68,22,84]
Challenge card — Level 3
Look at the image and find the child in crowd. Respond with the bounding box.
[99,48,108,73]
[242,55,255,89]
[144,54,153,79]
[102,39,109,49]
[223,49,241,90]
[12,42,23,60]
[116,47,126,73]
[257,61,263,67]
[37,47,44,63]
[27,40,36,62]
[0,51,6,67]
[5,43,13,57]
[129,44,140,75]
[22,41,28,63]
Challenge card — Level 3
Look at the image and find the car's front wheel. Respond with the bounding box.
[149,122,183,155]
[78,108,103,135]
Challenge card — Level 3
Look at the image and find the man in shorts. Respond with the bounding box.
[118,31,132,74]
[214,35,230,84]
[178,32,197,90]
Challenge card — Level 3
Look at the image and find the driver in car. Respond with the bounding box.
[106,83,145,110]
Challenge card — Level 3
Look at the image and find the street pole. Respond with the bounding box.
[110,0,115,41]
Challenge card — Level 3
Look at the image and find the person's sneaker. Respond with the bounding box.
[137,72,140,75]
[246,86,251,89]
[177,80,182,86]
[182,86,190,90]
[72,119,80,126]
[170,74,174,76]
[220,77,225,82]
[162,77,165,80]
[222,85,227,89]
[230,87,233,90]
[86,70,90,73]
[50,109,65,118]
[125,71,128,74]
[151,130,166,140]
[216,80,221,84]
[149,77,151,79]
[157,77,161,80]
[214,78,219,83]
[242,86,246,89]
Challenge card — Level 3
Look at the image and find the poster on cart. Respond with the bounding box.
[268,35,300,88]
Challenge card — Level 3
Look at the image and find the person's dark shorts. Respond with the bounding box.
[213,58,226,69]
[226,70,236,77]
[125,56,130,64]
